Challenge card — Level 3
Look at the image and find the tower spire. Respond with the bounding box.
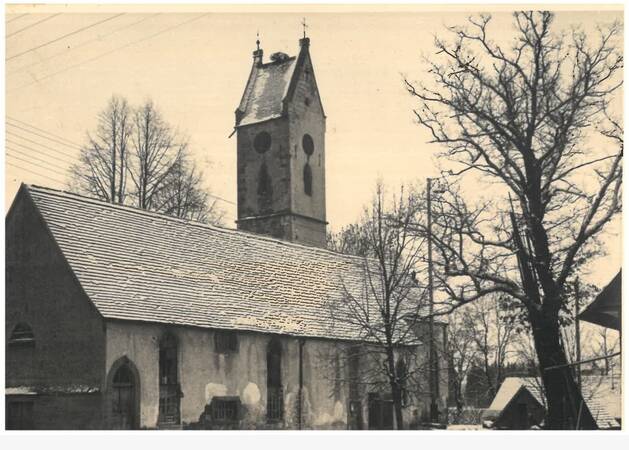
[301,17,308,39]
[256,30,260,51]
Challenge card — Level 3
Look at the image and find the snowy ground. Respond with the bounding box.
[446,424,484,430]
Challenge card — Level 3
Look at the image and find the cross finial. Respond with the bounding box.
[301,17,308,38]
[256,30,260,51]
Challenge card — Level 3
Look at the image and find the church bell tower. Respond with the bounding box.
[234,33,327,248]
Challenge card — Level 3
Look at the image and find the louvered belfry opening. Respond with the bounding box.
[158,333,181,427]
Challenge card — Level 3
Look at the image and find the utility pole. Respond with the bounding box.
[427,178,437,423]
[574,278,582,394]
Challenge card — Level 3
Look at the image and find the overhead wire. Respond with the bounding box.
[9,13,161,76]
[6,122,83,152]
[6,161,67,184]
[7,14,29,24]
[5,138,77,165]
[6,13,61,39]
[8,13,210,92]
[6,147,71,173]
[6,13,126,61]
[7,116,84,148]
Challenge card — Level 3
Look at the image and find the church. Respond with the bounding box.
[5,35,448,430]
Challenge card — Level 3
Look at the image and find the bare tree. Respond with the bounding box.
[405,11,622,429]
[330,183,432,429]
[152,153,224,225]
[128,100,186,210]
[445,307,479,414]
[69,95,132,204]
[70,96,222,224]
[469,295,516,401]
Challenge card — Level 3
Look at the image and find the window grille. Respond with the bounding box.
[266,387,284,422]
[215,330,239,354]
[211,397,241,424]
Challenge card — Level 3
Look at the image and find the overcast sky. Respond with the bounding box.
[4,4,622,286]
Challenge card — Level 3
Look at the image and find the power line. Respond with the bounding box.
[8,13,210,92]
[5,138,77,165]
[7,116,84,149]
[6,123,83,152]
[6,13,126,61]
[9,13,161,76]
[6,147,71,173]
[7,14,29,24]
[6,13,61,39]
[6,161,67,184]
[5,131,79,162]
[5,142,71,172]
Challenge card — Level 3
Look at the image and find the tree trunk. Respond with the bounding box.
[390,381,405,430]
[529,312,597,430]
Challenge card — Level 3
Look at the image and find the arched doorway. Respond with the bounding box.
[107,357,140,429]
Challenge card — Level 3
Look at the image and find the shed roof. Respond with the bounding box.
[21,185,428,342]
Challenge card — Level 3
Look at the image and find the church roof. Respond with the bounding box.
[21,185,428,342]
[235,55,298,127]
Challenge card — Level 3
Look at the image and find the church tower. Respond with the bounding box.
[234,34,327,248]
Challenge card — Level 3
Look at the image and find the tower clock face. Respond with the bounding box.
[302,134,314,156]
[253,131,272,153]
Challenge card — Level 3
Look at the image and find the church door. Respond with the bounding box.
[111,364,137,429]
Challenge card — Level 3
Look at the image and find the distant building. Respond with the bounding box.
[579,271,621,333]
[5,35,448,430]
[482,377,621,430]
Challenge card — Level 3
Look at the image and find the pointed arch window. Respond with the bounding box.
[266,338,283,422]
[158,333,181,426]
[258,162,273,199]
[303,163,313,196]
[9,323,35,346]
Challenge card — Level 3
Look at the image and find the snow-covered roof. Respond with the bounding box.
[486,376,621,429]
[235,55,298,127]
[21,185,429,341]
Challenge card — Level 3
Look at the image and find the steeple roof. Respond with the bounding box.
[235,55,298,127]
[235,38,319,128]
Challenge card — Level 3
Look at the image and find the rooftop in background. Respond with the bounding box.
[579,271,621,331]
[484,376,621,429]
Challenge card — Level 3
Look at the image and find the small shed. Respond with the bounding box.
[482,377,621,430]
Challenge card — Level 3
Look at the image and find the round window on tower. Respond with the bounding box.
[253,131,272,154]
[302,134,314,156]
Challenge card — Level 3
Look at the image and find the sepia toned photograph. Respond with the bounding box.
[2,2,624,434]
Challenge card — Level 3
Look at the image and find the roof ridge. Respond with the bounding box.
[26,184,366,262]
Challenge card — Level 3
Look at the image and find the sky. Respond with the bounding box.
[4,4,623,286]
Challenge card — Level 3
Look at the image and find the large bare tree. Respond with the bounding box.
[330,184,435,429]
[128,100,186,210]
[69,95,132,204]
[405,11,622,429]
[70,97,222,224]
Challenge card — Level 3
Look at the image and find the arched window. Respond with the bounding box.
[159,333,180,426]
[257,162,273,204]
[303,163,313,196]
[266,338,283,422]
[9,323,34,345]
